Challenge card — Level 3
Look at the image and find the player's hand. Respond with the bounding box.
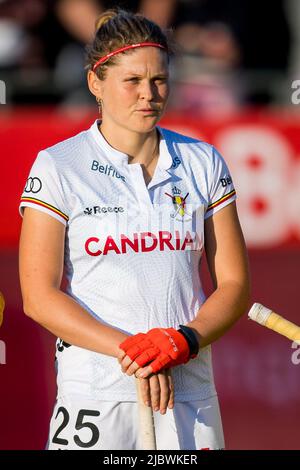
[118,328,190,377]
[138,369,174,414]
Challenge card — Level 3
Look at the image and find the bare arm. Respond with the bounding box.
[118,201,250,379]
[187,201,251,347]
[19,208,128,357]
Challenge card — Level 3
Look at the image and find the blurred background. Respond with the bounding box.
[0,0,300,450]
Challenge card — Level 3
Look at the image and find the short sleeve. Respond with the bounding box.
[19,150,69,226]
[205,146,237,219]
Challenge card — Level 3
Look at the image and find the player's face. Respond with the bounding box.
[98,47,170,134]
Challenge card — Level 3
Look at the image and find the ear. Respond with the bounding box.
[87,70,103,99]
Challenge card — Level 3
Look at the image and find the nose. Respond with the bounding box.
[139,80,154,101]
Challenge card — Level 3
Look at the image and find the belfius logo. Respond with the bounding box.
[85,230,202,256]
[91,160,126,182]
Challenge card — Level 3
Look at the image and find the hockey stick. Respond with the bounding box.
[135,378,157,450]
[248,303,300,344]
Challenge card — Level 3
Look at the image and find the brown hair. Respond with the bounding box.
[86,9,172,80]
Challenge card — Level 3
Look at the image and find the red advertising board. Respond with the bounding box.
[1,108,300,248]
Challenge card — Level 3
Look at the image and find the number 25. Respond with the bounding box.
[52,407,100,448]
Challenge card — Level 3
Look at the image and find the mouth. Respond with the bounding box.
[136,109,159,114]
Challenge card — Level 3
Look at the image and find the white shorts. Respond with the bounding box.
[46,395,225,450]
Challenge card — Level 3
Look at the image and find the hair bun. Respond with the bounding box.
[95,10,117,33]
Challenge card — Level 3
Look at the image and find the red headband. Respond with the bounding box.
[92,42,166,72]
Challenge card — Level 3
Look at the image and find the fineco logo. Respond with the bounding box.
[91,160,126,182]
[84,206,124,215]
[85,230,202,256]
[24,177,42,193]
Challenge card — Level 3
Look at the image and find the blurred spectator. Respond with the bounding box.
[169,0,291,107]
[52,0,102,104]
[0,17,28,67]
[0,0,102,104]
[0,0,48,69]
[286,0,300,104]
[0,0,292,109]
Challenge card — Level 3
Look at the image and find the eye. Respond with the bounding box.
[125,77,140,83]
[154,77,168,84]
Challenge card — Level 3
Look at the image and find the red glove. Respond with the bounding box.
[119,328,190,373]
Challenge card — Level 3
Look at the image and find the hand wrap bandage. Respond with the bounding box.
[119,328,193,373]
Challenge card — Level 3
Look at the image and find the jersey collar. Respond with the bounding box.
[90,119,173,171]
[90,119,129,165]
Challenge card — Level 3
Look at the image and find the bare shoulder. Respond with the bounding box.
[21,207,66,243]
[204,202,249,285]
[205,202,242,237]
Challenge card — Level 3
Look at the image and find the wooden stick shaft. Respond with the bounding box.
[135,378,157,450]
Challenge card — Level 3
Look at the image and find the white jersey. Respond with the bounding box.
[19,119,236,402]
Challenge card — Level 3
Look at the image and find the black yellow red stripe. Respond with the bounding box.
[20,197,69,221]
[207,189,236,212]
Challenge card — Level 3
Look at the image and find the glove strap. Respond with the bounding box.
[177,325,199,359]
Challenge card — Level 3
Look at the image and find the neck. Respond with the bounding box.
[99,120,159,166]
